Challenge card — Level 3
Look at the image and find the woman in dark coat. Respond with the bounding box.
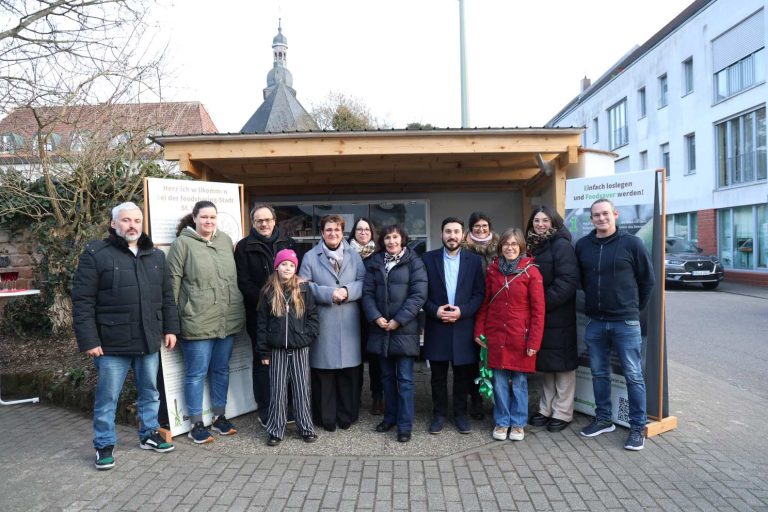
[348,218,384,415]
[525,205,579,432]
[363,225,428,442]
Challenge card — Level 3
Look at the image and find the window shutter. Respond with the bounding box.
[712,10,764,72]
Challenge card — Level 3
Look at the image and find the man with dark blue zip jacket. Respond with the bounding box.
[574,198,654,451]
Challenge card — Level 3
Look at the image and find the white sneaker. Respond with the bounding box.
[492,426,508,441]
[508,427,525,441]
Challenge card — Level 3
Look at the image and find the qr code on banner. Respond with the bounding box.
[617,396,630,424]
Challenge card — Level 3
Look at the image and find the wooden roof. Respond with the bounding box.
[156,129,583,212]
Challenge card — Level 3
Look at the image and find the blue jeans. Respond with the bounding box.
[584,319,647,429]
[180,336,234,423]
[379,355,415,434]
[92,353,160,449]
[492,369,528,428]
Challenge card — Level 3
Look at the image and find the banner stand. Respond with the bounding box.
[644,169,677,439]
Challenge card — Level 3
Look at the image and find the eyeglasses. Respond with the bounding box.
[254,218,274,225]
[355,227,371,233]
[501,242,520,249]
[473,223,490,230]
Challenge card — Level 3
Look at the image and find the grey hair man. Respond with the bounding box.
[72,202,180,470]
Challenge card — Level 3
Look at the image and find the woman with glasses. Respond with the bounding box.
[474,228,544,443]
[524,205,579,433]
[463,212,499,271]
[299,214,366,432]
[348,218,384,415]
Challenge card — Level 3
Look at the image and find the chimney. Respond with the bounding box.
[580,75,591,92]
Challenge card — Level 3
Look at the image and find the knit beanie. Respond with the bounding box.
[274,249,299,269]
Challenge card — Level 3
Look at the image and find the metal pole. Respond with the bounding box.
[459,0,470,128]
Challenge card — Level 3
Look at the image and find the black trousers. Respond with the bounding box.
[312,366,361,427]
[430,361,475,418]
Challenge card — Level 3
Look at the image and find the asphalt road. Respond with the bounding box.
[665,283,768,400]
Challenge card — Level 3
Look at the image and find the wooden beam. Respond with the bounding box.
[235,168,541,187]
[163,133,580,161]
[244,181,530,196]
[178,154,202,179]
[554,163,567,216]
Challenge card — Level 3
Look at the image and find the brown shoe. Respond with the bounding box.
[371,397,384,416]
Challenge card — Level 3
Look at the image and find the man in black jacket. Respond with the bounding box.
[575,198,654,451]
[234,204,297,425]
[72,202,179,470]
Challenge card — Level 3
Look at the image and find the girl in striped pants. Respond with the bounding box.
[256,249,320,445]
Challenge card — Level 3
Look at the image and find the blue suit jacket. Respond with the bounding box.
[422,248,485,365]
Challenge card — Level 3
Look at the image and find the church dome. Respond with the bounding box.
[267,65,293,88]
[272,25,287,46]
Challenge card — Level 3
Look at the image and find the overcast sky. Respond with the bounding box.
[155,0,694,133]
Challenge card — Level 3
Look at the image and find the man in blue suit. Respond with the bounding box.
[422,217,486,434]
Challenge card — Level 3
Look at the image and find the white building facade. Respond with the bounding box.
[549,0,768,284]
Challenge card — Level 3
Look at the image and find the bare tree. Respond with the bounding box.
[0,0,173,332]
[310,91,389,131]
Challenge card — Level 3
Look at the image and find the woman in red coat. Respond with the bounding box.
[474,228,545,442]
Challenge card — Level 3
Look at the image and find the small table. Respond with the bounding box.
[0,289,41,406]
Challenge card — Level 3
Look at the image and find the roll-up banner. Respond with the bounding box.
[144,177,257,437]
[564,170,668,427]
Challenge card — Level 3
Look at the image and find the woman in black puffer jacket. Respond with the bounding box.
[525,205,580,433]
[362,225,427,442]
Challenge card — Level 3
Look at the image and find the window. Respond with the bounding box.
[608,99,628,149]
[637,87,646,118]
[682,58,694,95]
[661,143,670,178]
[31,132,61,152]
[718,205,763,270]
[614,156,630,173]
[0,133,23,153]
[716,106,767,187]
[666,212,698,242]
[639,150,648,169]
[658,74,668,107]
[714,48,765,102]
[592,117,599,144]
[684,133,696,175]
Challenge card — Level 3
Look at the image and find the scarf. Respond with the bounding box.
[498,255,521,276]
[469,232,494,244]
[384,248,406,273]
[350,238,376,259]
[526,228,555,255]
[322,242,345,275]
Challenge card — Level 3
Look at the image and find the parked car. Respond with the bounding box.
[665,237,724,289]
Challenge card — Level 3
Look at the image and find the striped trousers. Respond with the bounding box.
[266,347,315,439]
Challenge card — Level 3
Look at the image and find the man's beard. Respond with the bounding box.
[443,239,460,251]
[117,227,141,242]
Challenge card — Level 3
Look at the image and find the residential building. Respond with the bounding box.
[549,0,768,284]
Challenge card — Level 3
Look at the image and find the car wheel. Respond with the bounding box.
[702,281,719,290]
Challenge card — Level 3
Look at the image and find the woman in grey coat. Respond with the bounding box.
[299,214,366,431]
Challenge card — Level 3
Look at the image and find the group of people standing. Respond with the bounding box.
[72,196,654,470]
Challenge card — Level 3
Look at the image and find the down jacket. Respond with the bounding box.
[72,229,179,355]
[166,227,245,340]
[255,282,319,357]
[473,256,545,373]
[234,227,297,343]
[529,228,579,373]
[362,248,428,358]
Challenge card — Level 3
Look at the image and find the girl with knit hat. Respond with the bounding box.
[256,249,320,446]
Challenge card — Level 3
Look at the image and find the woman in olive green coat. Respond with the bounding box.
[166,201,245,445]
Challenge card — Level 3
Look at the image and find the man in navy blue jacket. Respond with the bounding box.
[422,217,485,434]
[575,198,655,451]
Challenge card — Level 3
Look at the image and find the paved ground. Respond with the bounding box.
[1,282,767,511]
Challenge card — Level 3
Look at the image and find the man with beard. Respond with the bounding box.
[234,204,297,426]
[72,202,179,470]
[422,217,485,434]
